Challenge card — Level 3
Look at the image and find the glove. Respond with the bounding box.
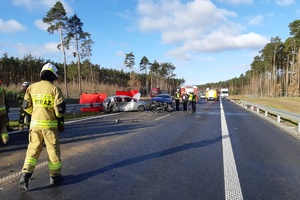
[57,117,65,132]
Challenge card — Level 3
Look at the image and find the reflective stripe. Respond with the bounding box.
[30,119,58,128]
[24,107,33,114]
[175,92,180,99]
[1,133,8,139]
[24,157,37,166]
[48,161,62,170]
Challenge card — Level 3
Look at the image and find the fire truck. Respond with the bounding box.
[180,86,198,102]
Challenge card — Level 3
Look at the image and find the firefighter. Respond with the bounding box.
[0,78,9,144]
[17,81,31,130]
[19,63,66,192]
[175,88,180,111]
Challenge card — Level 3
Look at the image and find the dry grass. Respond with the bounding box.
[61,82,124,98]
[231,95,300,114]
[6,82,124,99]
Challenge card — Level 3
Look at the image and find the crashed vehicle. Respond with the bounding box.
[151,94,174,112]
[103,94,146,113]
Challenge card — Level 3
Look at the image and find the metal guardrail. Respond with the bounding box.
[8,103,103,118]
[240,100,300,132]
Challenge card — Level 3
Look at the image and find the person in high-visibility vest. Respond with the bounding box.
[191,91,197,112]
[0,78,9,145]
[188,91,196,112]
[16,81,31,130]
[175,89,180,111]
[19,63,66,192]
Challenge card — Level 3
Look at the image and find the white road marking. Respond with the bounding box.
[155,114,170,121]
[220,100,243,200]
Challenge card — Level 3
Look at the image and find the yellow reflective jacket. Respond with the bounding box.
[0,86,7,116]
[23,80,65,130]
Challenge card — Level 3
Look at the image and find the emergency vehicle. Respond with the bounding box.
[180,86,198,102]
[149,88,168,98]
[205,88,219,101]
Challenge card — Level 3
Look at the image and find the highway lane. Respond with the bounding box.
[223,99,300,199]
[0,100,300,199]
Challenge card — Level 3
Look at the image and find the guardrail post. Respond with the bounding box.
[265,111,268,117]
[72,110,76,117]
[298,122,300,133]
[257,108,259,113]
[277,115,281,123]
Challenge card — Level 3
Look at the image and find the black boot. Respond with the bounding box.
[50,174,64,186]
[19,173,32,192]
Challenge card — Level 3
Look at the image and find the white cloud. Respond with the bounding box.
[275,0,295,6]
[44,42,60,53]
[217,0,253,5]
[115,51,125,57]
[0,19,27,33]
[12,0,73,14]
[34,19,48,31]
[137,0,236,42]
[247,15,264,25]
[136,0,268,61]
[15,42,60,57]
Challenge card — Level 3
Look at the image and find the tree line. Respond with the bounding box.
[0,52,185,97]
[0,1,185,99]
[198,19,300,98]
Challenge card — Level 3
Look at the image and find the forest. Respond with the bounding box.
[199,20,300,98]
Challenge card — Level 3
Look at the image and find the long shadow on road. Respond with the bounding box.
[54,135,223,189]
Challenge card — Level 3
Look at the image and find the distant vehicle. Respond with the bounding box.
[199,92,206,99]
[206,88,219,101]
[149,88,168,98]
[220,88,229,99]
[103,95,146,113]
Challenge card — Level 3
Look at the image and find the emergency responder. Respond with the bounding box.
[19,63,66,192]
[16,81,31,130]
[188,91,196,112]
[175,88,180,111]
[182,92,188,111]
[0,78,9,144]
[192,91,197,112]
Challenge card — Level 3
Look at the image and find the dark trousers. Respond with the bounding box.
[188,101,196,112]
[183,101,187,111]
[175,99,180,111]
[192,101,196,111]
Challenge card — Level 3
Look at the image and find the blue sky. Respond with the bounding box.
[0,0,299,86]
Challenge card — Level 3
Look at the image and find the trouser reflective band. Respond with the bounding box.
[1,133,8,140]
[48,161,62,170]
[24,157,37,167]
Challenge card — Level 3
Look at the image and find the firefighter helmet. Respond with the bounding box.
[22,81,30,87]
[40,63,58,79]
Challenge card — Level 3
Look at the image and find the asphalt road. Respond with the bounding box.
[1,99,300,200]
